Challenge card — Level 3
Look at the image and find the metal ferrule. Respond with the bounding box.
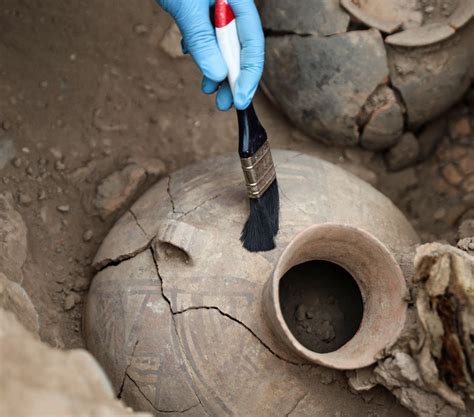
[240,141,276,199]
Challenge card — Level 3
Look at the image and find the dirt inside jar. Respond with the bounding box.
[279,260,364,353]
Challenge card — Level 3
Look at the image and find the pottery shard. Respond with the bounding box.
[0,308,151,417]
[264,29,389,146]
[0,272,39,335]
[385,132,419,171]
[0,192,28,284]
[360,85,404,150]
[94,164,146,219]
[387,32,471,127]
[260,0,350,36]
[385,23,456,47]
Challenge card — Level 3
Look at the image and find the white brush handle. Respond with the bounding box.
[215,1,241,97]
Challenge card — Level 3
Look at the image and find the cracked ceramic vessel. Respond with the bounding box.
[260,0,474,148]
[84,150,420,416]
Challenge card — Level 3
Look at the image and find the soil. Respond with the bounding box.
[279,261,364,353]
[0,0,472,415]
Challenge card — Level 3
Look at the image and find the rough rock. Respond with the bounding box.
[0,135,16,170]
[159,22,184,59]
[449,116,472,140]
[360,85,404,150]
[442,164,464,186]
[385,132,420,171]
[459,219,474,239]
[457,237,474,255]
[260,0,350,36]
[0,192,28,284]
[0,308,151,417]
[94,159,166,219]
[0,272,39,335]
[94,164,147,219]
[373,243,474,417]
[83,229,94,242]
[264,29,389,145]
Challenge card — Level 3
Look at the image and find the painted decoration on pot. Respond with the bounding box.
[84,151,420,416]
[260,0,474,148]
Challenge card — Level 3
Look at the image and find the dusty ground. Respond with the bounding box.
[0,0,472,414]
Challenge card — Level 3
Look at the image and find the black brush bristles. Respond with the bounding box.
[237,103,279,252]
[241,180,279,252]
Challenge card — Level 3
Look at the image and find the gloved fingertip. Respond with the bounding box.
[201,77,219,95]
[216,84,233,111]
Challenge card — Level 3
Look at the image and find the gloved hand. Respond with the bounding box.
[157,0,264,111]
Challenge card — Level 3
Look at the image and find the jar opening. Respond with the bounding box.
[279,260,364,354]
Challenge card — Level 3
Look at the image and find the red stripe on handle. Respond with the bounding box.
[215,0,235,28]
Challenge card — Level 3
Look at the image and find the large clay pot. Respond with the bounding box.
[84,150,419,416]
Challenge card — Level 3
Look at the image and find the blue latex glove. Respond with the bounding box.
[158,0,264,111]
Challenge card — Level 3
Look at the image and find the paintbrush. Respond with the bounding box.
[215,0,279,252]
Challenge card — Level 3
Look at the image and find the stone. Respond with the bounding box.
[347,368,378,392]
[0,136,16,170]
[459,153,474,175]
[64,293,76,311]
[56,204,70,213]
[449,116,472,139]
[133,23,148,35]
[0,273,39,334]
[264,29,389,145]
[360,86,404,151]
[441,163,464,186]
[384,133,419,171]
[458,219,474,239]
[159,23,184,59]
[83,229,94,242]
[260,0,350,36]
[49,147,63,160]
[18,193,32,206]
[73,276,90,292]
[94,164,147,219]
[457,237,474,254]
[12,157,22,168]
[55,160,66,171]
[437,144,468,162]
[0,193,28,284]
[0,308,151,417]
[462,174,474,192]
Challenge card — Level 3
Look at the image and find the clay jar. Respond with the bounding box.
[260,0,473,148]
[84,151,419,416]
